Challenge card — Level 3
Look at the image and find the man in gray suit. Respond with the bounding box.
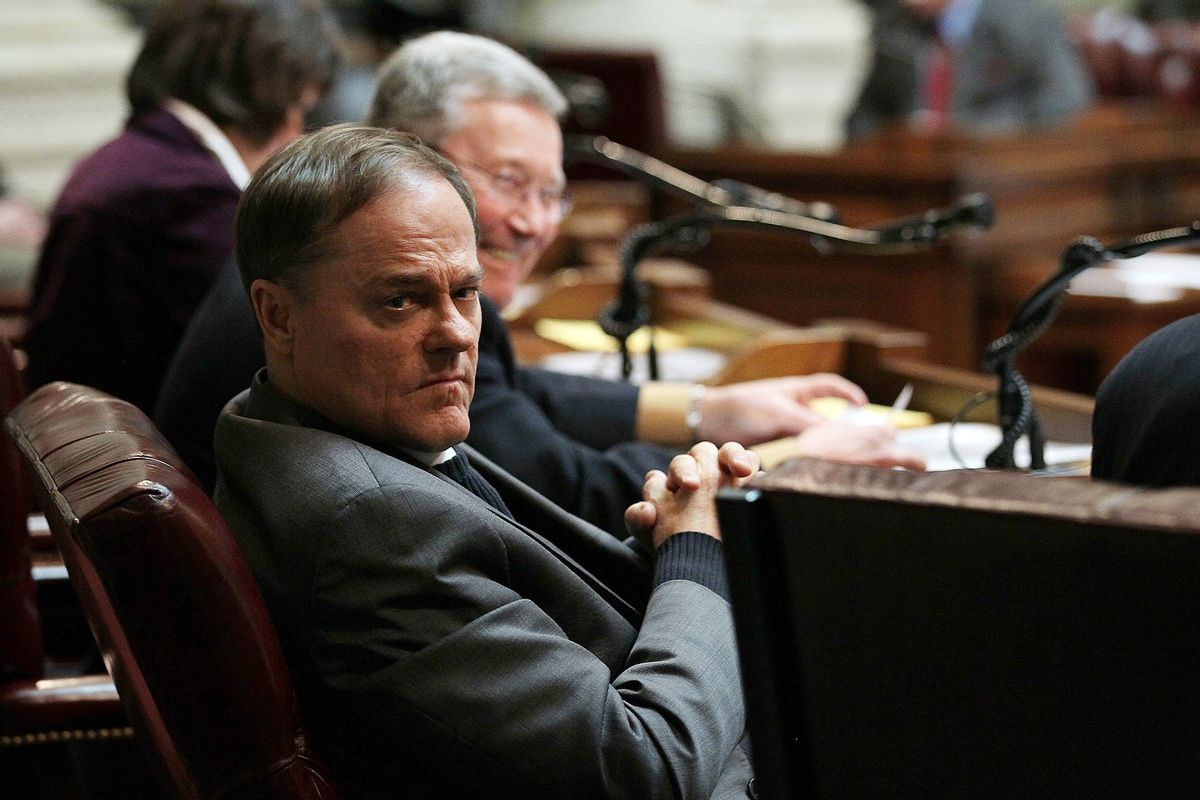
[214,123,760,799]
[847,0,1095,139]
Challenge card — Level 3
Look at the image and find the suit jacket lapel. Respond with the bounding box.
[488,498,645,628]
[463,444,651,624]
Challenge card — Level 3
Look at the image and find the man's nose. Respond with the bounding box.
[427,300,477,351]
[506,194,558,238]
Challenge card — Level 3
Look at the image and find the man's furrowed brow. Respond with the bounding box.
[369,270,437,291]
[367,263,483,291]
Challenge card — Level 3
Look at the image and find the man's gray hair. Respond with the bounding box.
[367,31,568,146]
[236,123,478,302]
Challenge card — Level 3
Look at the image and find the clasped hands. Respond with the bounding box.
[625,441,761,548]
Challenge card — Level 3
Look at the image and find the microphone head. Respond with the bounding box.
[807,200,841,225]
[953,192,995,230]
[563,134,605,165]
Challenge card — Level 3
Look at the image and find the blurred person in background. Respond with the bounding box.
[22,0,339,412]
[847,0,1094,139]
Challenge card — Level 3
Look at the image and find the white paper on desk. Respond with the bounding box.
[1068,252,1200,303]
[896,422,1092,472]
[1111,252,1200,290]
[539,348,727,384]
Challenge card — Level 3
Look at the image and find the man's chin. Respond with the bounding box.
[413,410,471,453]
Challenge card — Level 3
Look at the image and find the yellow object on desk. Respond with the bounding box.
[533,318,688,353]
[808,396,934,429]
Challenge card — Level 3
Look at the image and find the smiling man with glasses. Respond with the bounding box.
[456,160,573,223]
[415,84,574,312]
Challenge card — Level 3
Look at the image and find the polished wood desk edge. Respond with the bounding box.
[753,458,1200,532]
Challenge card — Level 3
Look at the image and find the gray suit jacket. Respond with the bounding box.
[213,376,752,799]
[847,0,1094,139]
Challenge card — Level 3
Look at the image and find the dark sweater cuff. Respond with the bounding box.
[654,531,730,603]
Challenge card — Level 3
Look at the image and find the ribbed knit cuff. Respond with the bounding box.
[654,531,730,603]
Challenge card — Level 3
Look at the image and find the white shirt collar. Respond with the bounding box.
[162,98,252,190]
[402,446,458,467]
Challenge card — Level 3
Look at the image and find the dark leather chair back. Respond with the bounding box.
[5,382,340,799]
[719,459,1200,800]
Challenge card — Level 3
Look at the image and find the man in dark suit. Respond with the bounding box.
[846,0,1094,139]
[23,0,339,412]
[157,31,920,522]
[215,123,758,799]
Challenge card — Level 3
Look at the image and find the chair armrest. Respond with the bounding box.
[0,675,131,745]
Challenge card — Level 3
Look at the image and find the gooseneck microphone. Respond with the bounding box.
[566,135,840,221]
[597,197,997,382]
[982,221,1200,470]
[688,192,993,254]
[868,193,995,247]
[567,134,994,253]
[599,217,709,381]
[571,135,997,380]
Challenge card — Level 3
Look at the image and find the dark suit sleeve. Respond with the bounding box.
[467,297,677,533]
[1091,313,1200,487]
[514,364,641,448]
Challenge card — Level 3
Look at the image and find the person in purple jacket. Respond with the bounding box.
[22,0,339,412]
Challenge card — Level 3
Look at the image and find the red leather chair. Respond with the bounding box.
[1,337,127,754]
[5,381,341,800]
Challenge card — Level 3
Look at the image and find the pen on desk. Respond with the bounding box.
[1029,459,1092,477]
[888,382,914,423]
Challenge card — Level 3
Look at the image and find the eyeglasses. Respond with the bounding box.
[457,160,573,222]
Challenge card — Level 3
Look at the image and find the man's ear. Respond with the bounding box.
[250,278,296,356]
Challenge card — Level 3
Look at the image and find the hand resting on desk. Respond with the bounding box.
[697,374,868,444]
[753,418,927,472]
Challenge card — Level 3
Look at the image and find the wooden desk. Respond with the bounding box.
[660,104,1200,377]
[509,264,1094,443]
